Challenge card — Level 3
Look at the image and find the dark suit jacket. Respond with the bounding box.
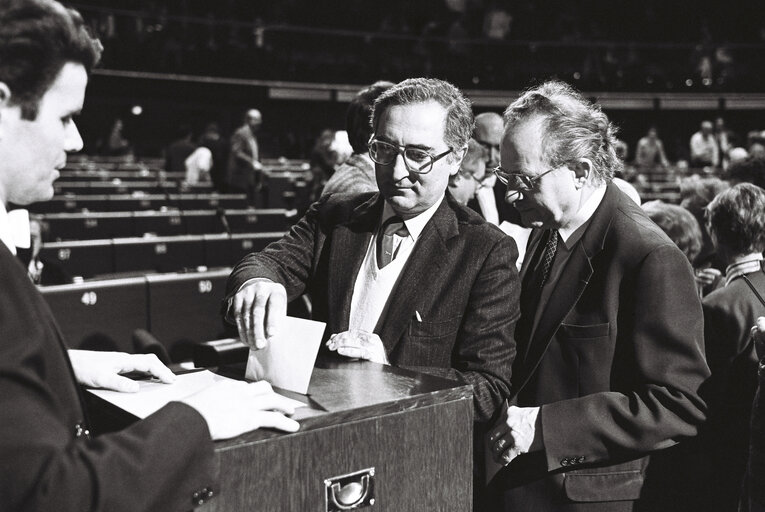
[0,244,216,512]
[226,192,520,422]
[747,362,765,511]
[700,270,765,510]
[226,124,259,191]
[493,184,710,510]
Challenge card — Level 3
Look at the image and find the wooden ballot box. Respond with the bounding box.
[89,358,474,511]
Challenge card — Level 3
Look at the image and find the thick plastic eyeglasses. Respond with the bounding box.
[368,138,452,174]
[493,166,556,191]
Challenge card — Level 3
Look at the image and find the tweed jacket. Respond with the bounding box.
[226,192,520,422]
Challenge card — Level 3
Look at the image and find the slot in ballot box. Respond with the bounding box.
[88,359,473,511]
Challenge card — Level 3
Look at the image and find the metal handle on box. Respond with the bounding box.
[324,467,375,511]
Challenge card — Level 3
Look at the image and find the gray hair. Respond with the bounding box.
[371,78,474,152]
[503,80,622,183]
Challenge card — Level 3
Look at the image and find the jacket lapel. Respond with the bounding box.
[513,184,619,394]
[375,197,455,354]
[327,194,382,332]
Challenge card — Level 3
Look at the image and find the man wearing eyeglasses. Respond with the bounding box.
[226,77,519,424]
[485,81,710,511]
[447,138,489,206]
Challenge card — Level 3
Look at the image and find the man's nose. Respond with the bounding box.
[391,153,411,181]
[65,121,84,152]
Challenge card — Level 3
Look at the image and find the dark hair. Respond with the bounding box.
[371,77,474,152]
[726,155,765,190]
[642,200,703,264]
[503,80,622,184]
[705,183,765,256]
[0,0,101,120]
[679,176,729,214]
[346,80,394,154]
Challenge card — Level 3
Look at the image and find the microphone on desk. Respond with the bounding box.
[132,329,171,365]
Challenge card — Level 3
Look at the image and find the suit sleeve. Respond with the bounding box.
[539,244,709,471]
[226,195,329,302]
[0,268,216,512]
[748,366,765,509]
[403,234,520,423]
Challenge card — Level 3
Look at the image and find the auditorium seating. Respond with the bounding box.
[38,231,286,279]
[41,276,149,353]
[40,269,235,361]
[146,271,233,362]
[41,268,312,363]
[36,208,291,241]
[27,193,250,213]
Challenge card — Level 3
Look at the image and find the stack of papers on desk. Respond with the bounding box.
[87,370,305,419]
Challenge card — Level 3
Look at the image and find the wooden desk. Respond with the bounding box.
[90,359,474,511]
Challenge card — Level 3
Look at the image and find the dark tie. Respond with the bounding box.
[377,216,408,268]
[516,229,559,353]
[539,229,558,285]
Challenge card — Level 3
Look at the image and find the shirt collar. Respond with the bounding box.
[382,193,444,241]
[558,184,607,246]
[725,252,764,286]
[0,202,31,255]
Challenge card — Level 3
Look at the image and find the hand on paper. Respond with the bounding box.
[326,329,389,365]
[752,316,765,360]
[180,380,299,440]
[230,278,287,350]
[68,350,175,393]
[488,403,542,466]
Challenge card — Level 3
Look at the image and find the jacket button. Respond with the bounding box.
[560,458,569,466]
[577,456,586,464]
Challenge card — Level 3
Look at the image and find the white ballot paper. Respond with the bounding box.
[245,316,326,394]
[88,370,305,419]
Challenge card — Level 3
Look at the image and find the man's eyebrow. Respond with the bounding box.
[375,136,434,151]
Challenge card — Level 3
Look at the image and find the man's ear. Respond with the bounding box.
[572,158,593,187]
[449,146,468,176]
[0,82,11,107]
[0,83,12,137]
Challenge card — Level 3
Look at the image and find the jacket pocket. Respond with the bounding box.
[559,322,610,339]
[408,316,461,339]
[563,467,644,502]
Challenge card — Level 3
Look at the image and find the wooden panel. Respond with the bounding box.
[87,359,474,511]
[206,398,472,511]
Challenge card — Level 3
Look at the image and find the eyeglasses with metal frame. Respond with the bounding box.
[368,138,452,174]
[493,166,556,192]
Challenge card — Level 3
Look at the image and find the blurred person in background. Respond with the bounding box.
[164,123,195,174]
[635,125,669,170]
[690,120,719,169]
[697,183,765,512]
[199,122,228,193]
[472,111,518,226]
[322,80,394,197]
[642,200,703,294]
[728,155,765,190]
[447,138,488,206]
[103,116,132,157]
[679,175,730,293]
[227,108,263,201]
[715,116,735,169]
